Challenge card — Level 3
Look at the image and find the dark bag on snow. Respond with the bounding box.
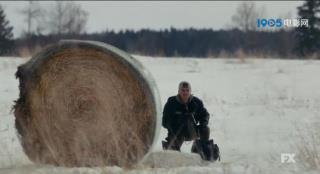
[191,139,220,161]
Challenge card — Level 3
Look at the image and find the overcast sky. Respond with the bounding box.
[1,1,303,38]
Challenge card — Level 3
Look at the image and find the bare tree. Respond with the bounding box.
[19,1,42,36]
[231,2,259,32]
[65,4,89,34]
[47,1,88,35]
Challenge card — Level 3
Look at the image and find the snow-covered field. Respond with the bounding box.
[0,56,320,174]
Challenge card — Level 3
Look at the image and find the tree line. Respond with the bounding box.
[0,1,319,58]
[14,28,296,58]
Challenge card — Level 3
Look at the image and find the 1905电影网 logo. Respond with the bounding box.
[257,18,309,29]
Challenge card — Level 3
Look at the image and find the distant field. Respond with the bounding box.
[0,56,319,174]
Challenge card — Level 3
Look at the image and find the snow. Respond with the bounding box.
[0,56,320,173]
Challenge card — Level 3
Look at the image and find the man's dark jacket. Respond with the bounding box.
[162,95,210,138]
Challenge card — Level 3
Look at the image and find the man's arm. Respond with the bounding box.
[162,98,172,129]
[196,99,210,126]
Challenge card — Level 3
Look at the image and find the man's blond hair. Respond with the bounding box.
[178,81,191,90]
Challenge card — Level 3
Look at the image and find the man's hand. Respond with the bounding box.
[197,124,210,140]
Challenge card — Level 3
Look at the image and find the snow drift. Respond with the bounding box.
[12,40,161,167]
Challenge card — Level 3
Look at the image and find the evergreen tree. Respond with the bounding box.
[0,5,14,55]
[296,0,320,57]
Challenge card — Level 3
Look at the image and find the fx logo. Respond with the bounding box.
[281,153,296,163]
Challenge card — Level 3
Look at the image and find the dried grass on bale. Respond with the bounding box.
[13,40,160,167]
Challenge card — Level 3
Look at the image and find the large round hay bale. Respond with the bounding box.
[13,40,161,167]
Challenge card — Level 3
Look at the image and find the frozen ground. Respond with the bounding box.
[0,56,320,174]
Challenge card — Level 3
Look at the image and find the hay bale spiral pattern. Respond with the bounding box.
[13,40,160,167]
